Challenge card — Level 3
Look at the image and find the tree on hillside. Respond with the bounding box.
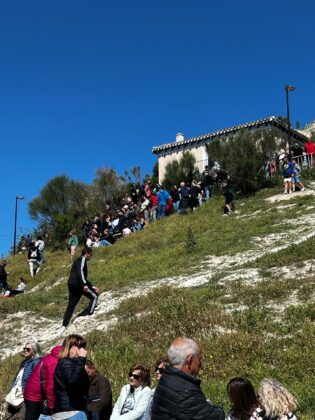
[29,175,90,245]
[207,129,285,194]
[92,167,127,209]
[163,152,196,189]
[130,166,141,183]
[151,161,159,185]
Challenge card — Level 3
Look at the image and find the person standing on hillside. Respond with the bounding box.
[156,186,169,220]
[304,137,315,167]
[67,230,79,262]
[28,242,42,278]
[35,236,45,264]
[0,259,9,293]
[60,247,99,334]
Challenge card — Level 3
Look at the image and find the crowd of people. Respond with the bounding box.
[4,336,298,420]
[76,166,234,251]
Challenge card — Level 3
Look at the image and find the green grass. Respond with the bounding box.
[1,185,315,418]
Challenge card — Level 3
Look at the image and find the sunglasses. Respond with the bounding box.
[155,367,165,374]
[23,347,32,352]
[129,372,141,380]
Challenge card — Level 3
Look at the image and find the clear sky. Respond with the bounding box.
[1,0,315,256]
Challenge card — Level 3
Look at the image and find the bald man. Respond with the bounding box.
[151,337,224,419]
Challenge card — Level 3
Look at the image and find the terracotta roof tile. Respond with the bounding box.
[152,116,308,154]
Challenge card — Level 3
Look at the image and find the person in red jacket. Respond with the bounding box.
[304,138,315,167]
[24,345,62,420]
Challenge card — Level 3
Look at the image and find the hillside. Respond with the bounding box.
[0,185,315,418]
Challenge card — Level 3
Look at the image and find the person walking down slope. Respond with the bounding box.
[61,247,99,333]
[28,242,41,278]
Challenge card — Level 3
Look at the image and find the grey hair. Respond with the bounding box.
[168,338,198,367]
[26,341,43,357]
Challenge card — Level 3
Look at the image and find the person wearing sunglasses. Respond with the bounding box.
[110,363,152,420]
[143,358,168,420]
[5,342,42,418]
[52,334,89,420]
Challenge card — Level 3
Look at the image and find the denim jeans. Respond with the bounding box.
[173,201,180,213]
[157,205,166,219]
[151,206,157,221]
[204,185,213,200]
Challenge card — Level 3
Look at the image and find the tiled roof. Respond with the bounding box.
[152,116,308,154]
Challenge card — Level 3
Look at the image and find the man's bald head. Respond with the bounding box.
[168,338,201,376]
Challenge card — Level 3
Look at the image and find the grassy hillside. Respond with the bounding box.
[0,186,314,418]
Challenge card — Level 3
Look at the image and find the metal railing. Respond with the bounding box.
[195,159,209,173]
[267,153,315,178]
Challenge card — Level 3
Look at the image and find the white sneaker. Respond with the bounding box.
[288,190,292,194]
[283,191,288,195]
[301,187,305,192]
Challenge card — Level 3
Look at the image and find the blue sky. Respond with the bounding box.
[1,0,315,256]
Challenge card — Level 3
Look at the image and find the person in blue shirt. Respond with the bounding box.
[156,186,169,220]
[281,156,294,194]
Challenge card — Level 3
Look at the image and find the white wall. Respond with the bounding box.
[157,145,208,183]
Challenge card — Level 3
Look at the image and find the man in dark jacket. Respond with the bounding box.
[61,247,99,332]
[151,337,224,420]
[85,360,112,420]
[0,260,9,292]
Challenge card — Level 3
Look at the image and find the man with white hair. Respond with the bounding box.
[151,337,224,419]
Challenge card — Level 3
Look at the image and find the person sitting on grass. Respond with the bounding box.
[251,378,298,420]
[226,377,260,420]
[110,363,151,419]
[7,277,26,297]
[85,359,113,420]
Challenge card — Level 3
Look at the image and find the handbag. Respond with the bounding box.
[5,385,24,408]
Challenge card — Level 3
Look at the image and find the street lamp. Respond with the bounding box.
[284,84,295,152]
[13,196,24,256]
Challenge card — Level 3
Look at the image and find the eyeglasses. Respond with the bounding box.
[23,347,32,352]
[129,372,141,380]
[155,367,165,374]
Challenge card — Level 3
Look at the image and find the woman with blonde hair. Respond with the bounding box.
[251,378,298,420]
[52,334,89,420]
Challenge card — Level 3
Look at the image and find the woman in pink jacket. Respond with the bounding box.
[24,345,62,420]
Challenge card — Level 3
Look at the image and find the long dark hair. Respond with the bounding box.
[227,377,259,420]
